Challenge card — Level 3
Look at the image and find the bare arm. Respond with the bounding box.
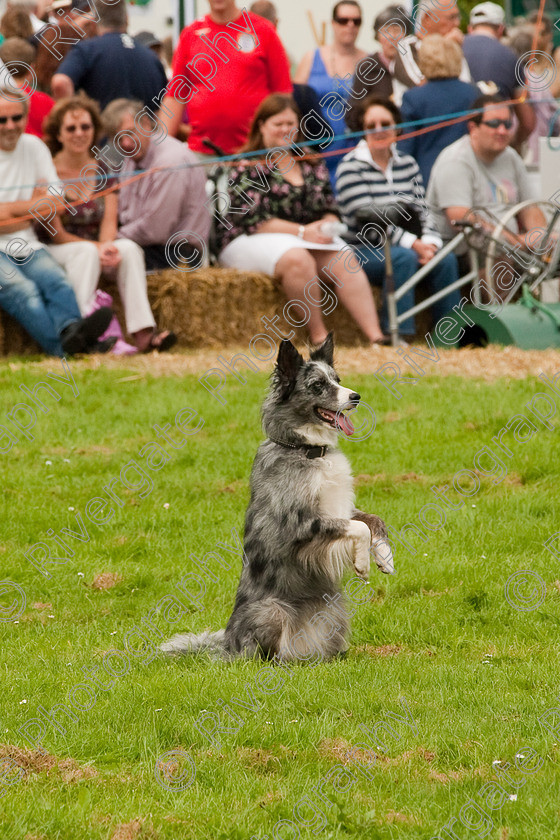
[256,218,333,243]
[99,191,119,243]
[512,91,536,146]
[444,205,471,227]
[516,204,547,234]
[293,51,313,85]
[0,182,70,233]
[158,96,184,139]
[0,199,40,233]
[51,73,75,99]
[551,47,560,98]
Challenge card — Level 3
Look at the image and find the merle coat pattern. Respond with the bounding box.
[161,335,393,662]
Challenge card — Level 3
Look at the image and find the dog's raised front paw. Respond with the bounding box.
[347,520,371,580]
[371,538,395,575]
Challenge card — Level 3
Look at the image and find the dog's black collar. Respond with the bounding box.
[268,437,329,459]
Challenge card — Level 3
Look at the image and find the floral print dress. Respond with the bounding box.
[216,156,339,253]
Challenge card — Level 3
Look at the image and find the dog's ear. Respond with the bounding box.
[310,332,334,367]
[275,340,304,400]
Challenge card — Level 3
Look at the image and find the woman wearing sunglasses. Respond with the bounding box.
[336,95,460,340]
[217,93,386,347]
[294,1,366,185]
[41,95,175,353]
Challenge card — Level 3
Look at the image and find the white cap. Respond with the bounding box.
[469,2,505,26]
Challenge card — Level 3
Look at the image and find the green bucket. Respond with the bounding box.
[438,288,560,349]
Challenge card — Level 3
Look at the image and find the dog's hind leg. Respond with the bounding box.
[278,599,350,663]
[225,598,288,660]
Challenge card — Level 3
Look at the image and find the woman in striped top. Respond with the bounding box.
[335,96,460,338]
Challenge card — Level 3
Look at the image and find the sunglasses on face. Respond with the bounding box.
[364,121,394,130]
[481,118,513,129]
[64,123,94,132]
[0,113,24,125]
[334,16,362,25]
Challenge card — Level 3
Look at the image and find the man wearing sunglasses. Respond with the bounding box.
[427,94,546,255]
[0,90,112,356]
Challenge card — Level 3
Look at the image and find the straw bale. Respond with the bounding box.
[0,267,385,354]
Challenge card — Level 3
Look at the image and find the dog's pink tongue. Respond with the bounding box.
[335,411,354,436]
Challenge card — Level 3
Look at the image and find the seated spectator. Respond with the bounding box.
[336,96,460,339]
[427,94,544,249]
[462,2,535,148]
[392,0,471,104]
[295,1,367,184]
[51,0,167,110]
[398,35,478,185]
[346,5,410,132]
[42,95,176,352]
[0,38,54,137]
[101,98,210,272]
[426,93,558,301]
[160,0,292,158]
[217,93,386,346]
[0,88,112,356]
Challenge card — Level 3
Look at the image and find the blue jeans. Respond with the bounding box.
[0,247,81,356]
[355,244,460,335]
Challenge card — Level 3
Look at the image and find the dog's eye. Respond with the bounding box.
[311,382,323,395]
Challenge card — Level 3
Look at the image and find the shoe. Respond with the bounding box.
[374,335,409,347]
[141,329,177,353]
[60,307,113,355]
[90,336,118,354]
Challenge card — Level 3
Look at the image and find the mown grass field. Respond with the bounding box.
[1,350,560,840]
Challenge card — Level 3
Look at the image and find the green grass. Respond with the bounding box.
[2,358,560,839]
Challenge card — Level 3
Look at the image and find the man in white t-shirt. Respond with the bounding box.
[427,93,559,300]
[427,94,544,244]
[0,88,112,355]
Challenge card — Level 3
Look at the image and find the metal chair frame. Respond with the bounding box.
[384,200,560,346]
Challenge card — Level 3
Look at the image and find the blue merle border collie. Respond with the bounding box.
[161,334,393,662]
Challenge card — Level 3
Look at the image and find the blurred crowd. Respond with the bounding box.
[0,0,558,354]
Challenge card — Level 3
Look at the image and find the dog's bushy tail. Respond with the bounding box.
[160,629,227,658]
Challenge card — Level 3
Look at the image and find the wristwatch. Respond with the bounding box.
[297,225,305,239]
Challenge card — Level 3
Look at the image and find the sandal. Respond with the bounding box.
[142,329,177,353]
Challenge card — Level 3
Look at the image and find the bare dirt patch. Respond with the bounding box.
[382,810,420,825]
[109,820,153,840]
[0,744,97,782]
[90,573,124,590]
[237,746,292,772]
[354,471,425,485]
[355,644,406,657]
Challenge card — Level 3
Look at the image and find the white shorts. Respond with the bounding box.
[219,232,350,276]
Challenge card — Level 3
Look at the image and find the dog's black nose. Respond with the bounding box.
[350,392,360,403]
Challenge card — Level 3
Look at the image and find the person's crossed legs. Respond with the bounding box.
[0,247,110,356]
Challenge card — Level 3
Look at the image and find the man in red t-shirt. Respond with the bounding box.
[0,39,54,139]
[160,0,292,156]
